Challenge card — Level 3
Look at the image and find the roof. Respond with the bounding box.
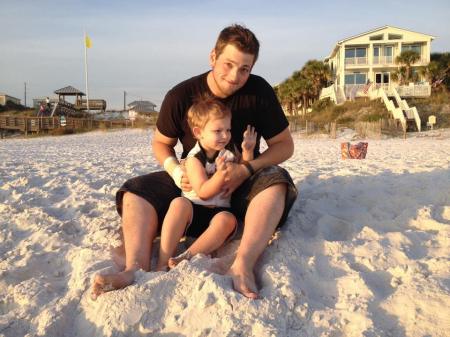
[54,86,85,95]
[128,100,156,108]
[0,92,20,99]
[129,102,157,113]
[337,25,435,44]
[325,25,436,61]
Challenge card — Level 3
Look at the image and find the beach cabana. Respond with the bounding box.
[54,86,85,106]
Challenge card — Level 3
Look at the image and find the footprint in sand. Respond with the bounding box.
[318,214,355,241]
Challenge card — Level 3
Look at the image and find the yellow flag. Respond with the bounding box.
[85,34,92,48]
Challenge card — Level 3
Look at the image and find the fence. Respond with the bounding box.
[0,115,132,138]
[289,118,404,139]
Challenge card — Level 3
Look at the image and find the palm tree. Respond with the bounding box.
[301,60,331,101]
[274,60,331,115]
[395,50,421,84]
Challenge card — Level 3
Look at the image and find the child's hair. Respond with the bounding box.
[187,94,231,131]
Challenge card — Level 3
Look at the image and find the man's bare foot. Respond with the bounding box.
[227,260,259,299]
[111,245,126,270]
[168,250,192,269]
[91,269,136,300]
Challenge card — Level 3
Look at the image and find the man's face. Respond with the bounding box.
[208,44,254,98]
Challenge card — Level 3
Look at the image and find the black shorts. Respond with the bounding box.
[185,203,235,238]
[116,165,297,231]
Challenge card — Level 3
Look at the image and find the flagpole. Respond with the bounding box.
[84,31,90,113]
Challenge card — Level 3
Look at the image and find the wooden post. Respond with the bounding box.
[330,122,336,139]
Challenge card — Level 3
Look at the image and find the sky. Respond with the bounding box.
[1,0,449,110]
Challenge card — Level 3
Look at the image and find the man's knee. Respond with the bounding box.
[123,191,144,206]
[255,183,287,201]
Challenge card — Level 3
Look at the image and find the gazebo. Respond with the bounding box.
[54,86,85,106]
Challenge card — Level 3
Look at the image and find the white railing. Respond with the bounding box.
[345,57,368,65]
[319,84,337,103]
[373,56,394,65]
[412,107,421,132]
[370,86,407,132]
[344,84,361,99]
[391,87,410,111]
[404,107,421,132]
[396,84,431,97]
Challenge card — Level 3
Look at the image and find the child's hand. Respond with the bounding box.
[242,125,257,153]
[215,156,227,173]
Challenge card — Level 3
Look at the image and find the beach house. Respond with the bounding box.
[128,100,157,117]
[0,93,21,106]
[320,26,435,131]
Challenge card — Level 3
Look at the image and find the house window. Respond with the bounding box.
[384,46,393,57]
[374,47,380,57]
[388,34,402,40]
[345,47,367,65]
[345,73,367,85]
[402,44,421,55]
[345,49,355,58]
[369,34,383,41]
[375,72,390,84]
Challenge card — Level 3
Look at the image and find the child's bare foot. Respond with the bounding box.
[155,265,169,272]
[168,250,192,269]
[91,269,135,300]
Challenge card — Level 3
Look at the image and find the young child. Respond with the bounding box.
[156,96,256,271]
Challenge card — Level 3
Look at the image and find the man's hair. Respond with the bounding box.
[187,94,231,131]
[214,24,260,64]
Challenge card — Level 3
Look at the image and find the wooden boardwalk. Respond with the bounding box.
[0,115,132,138]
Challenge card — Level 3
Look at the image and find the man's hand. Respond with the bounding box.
[221,162,251,197]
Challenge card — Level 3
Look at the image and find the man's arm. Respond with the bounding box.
[222,127,294,195]
[152,128,178,165]
[247,127,294,171]
[152,128,191,191]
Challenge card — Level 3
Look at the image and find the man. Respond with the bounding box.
[92,24,297,299]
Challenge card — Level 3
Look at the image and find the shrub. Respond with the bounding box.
[336,116,355,124]
[312,98,332,112]
[361,113,387,122]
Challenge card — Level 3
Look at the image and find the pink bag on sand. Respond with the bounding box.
[341,142,368,159]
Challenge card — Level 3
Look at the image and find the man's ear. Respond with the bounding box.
[209,49,216,68]
[192,126,202,139]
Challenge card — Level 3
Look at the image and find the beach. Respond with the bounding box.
[0,128,449,337]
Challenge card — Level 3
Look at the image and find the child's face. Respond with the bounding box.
[197,116,231,153]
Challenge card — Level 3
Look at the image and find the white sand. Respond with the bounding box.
[1,128,449,337]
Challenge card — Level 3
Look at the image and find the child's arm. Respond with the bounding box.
[185,156,226,200]
[241,125,257,162]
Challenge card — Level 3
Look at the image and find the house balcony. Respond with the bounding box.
[343,83,431,99]
[373,56,394,65]
[372,56,428,67]
[396,83,431,97]
[345,57,368,66]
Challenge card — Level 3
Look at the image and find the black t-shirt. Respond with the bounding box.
[156,71,288,159]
